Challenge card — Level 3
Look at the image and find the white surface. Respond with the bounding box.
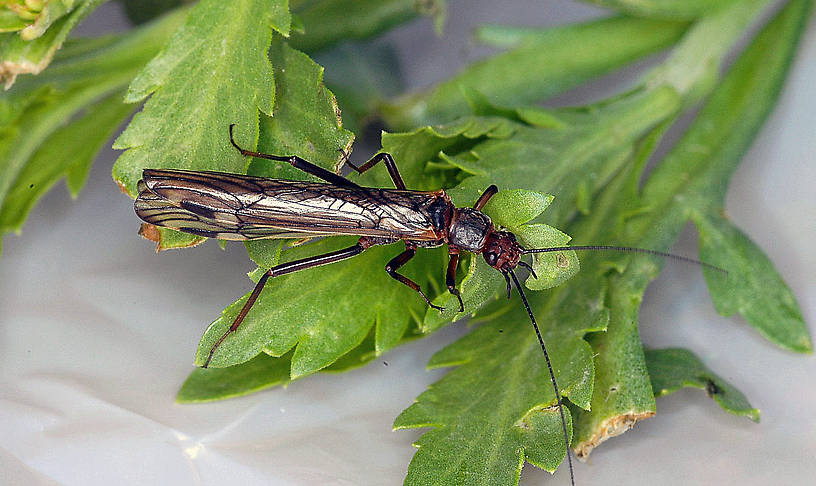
[1,2,815,485]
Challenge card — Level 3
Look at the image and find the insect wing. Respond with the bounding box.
[135,169,441,241]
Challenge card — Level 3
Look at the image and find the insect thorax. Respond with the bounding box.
[448,208,494,252]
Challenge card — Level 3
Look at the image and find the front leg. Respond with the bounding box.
[385,243,443,311]
[446,250,465,312]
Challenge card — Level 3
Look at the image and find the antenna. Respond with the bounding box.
[522,245,727,275]
[508,269,575,486]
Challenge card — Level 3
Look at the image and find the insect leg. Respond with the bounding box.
[385,244,443,311]
[446,250,465,312]
[204,238,373,367]
[501,270,512,299]
[229,124,359,188]
[473,184,498,210]
[345,152,406,190]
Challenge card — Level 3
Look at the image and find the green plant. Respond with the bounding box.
[0,1,811,484]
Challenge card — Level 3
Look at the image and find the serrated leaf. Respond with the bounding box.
[247,39,354,181]
[420,88,679,331]
[112,0,289,249]
[396,306,592,483]
[195,236,444,374]
[179,322,396,403]
[0,0,102,88]
[646,347,759,422]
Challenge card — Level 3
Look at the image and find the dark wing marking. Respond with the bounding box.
[135,169,442,241]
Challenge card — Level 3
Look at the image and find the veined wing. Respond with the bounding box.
[134,169,444,241]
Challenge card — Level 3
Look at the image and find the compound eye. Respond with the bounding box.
[485,252,498,266]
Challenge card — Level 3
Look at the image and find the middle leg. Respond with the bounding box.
[385,243,443,311]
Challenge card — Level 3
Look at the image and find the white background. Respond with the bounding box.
[1,1,814,485]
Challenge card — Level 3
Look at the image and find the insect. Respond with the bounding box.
[135,125,722,486]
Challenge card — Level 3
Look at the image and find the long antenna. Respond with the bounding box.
[522,245,727,274]
[508,269,575,486]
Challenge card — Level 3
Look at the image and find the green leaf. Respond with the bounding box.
[0,90,135,232]
[120,0,188,25]
[0,8,187,249]
[418,88,679,331]
[317,42,404,134]
[573,268,658,459]
[395,306,592,483]
[195,236,444,374]
[112,1,285,184]
[178,326,388,403]
[646,347,759,422]
[584,0,740,20]
[517,224,579,291]
[480,189,553,229]
[572,0,812,458]
[178,349,293,403]
[695,212,811,353]
[288,0,435,53]
[644,0,773,101]
[380,15,687,129]
[113,0,289,249]
[247,39,354,181]
[634,0,812,353]
[0,0,103,88]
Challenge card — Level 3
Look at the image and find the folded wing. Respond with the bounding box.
[134,169,438,241]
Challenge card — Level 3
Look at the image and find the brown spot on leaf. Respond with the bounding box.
[556,252,570,268]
